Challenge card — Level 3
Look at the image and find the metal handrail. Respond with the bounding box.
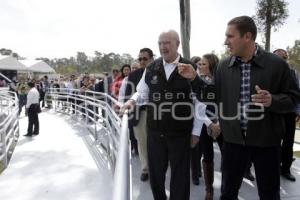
[0,88,19,168]
[112,110,130,200]
[46,88,131,200]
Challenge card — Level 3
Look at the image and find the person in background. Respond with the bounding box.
[124,48,154,182]
[131,61,141,72]
[194,53,223,199]
[39,77,46,108]
[274,48,299,182]
[119,62,139,103]
[24,81,40,137]
[43,75,50,108]
[111,64,131,100]
[191,56,202,77]
[106,68,120,95]
[17,78,28,115]
[66,75,76,114]
[117,62,140,157]
[189,56,203,186]
[9,76,18,94]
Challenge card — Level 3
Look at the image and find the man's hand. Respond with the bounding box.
[208,122,221,139]
[119,99,136,115]
[251,85,272,107]
[25,108,28,116]
[178,63,197,80]
[191,135,199,148]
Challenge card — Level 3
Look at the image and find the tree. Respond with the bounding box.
[179,0,191,59]
[0,48,12,56]
[218,50,230,60]
[254,0,288,52]
[76,52,88,73]
[36,57,51,65]
[287,39,300,71]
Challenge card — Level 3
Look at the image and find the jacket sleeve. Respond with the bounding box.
[268,63,300,113]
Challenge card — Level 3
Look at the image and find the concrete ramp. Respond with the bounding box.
[0,110,113,200]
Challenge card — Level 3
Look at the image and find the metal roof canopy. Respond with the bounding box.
[0,55,28,71]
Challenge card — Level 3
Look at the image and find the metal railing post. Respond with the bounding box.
[0,127,7,167]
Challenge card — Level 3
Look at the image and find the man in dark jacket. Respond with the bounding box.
[178,16,300,200]
[125,48,154,182]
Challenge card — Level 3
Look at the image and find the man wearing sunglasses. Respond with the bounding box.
[125,48,154,182]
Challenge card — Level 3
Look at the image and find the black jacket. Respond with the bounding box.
[192,46,300,147]
[145,57,196,137]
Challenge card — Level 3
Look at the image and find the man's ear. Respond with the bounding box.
[244,32,253,41]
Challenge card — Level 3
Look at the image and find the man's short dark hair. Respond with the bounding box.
[140,48,154,58]
[27,82,34,88]
[228,16,257,41]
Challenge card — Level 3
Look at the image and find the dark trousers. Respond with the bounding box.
[191,142,202,179]
[200,126,223,162]
[69,94,76,113]
[147,129,190,200]
[220,142,280,200]
[18,94,27,115]
[129,125,138,153]
[27,106,39,135]
[281,112,296,173]
[39,91,45,107]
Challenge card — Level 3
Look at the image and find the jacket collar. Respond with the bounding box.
[228,45,265,68]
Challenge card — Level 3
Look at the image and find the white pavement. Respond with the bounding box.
[0,110,113,200]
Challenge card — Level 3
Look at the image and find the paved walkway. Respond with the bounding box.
[1,110,300,200]
[0,110,113,200]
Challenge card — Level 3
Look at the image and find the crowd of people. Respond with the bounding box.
[1,15,300,200]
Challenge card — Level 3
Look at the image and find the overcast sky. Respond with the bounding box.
[1,0,299,59]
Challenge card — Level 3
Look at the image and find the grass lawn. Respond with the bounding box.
[294,151,300,158]
[0,162,4,174]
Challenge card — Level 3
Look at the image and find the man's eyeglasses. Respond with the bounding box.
[138,57,149,62]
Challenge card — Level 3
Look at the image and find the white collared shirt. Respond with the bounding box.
[26,87,40,108]
[130,55,210,136]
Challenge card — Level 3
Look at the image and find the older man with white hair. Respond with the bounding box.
[123,30,207,200]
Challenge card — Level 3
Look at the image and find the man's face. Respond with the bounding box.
[123,67,131,77]
[131,63,140,71]
[224,25,248,57]
[138,52,152,68]
[158,33,179,63]
[274,50,288,60]
[112,69,120,78]
[90,78,95,84]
